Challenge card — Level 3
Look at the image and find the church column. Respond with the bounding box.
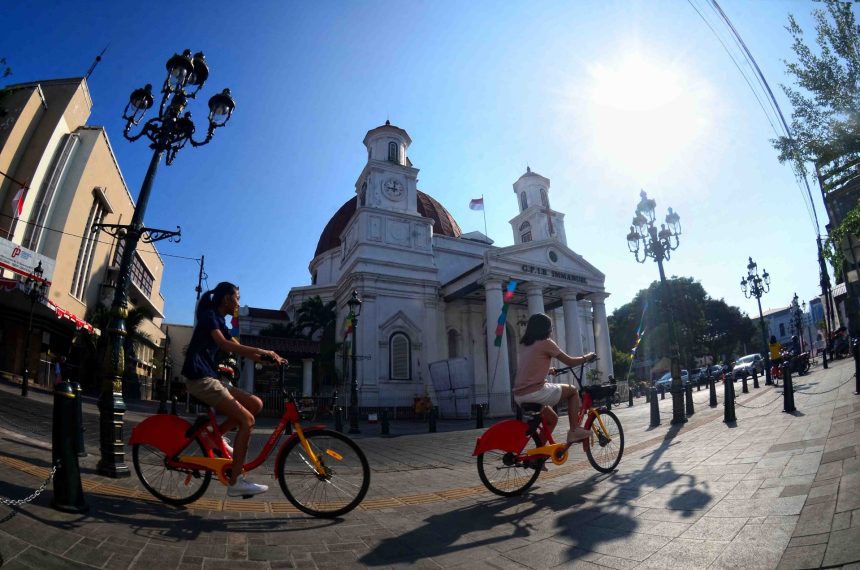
[484,279,511,416]
[302,358,313,396]
[562,290,584,356]
[469,303,488,396]
[525,283,545,316]
[423,296,440,403]
[591,294,615,381]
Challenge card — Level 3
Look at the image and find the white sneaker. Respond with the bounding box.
[227,475,268,497]
[221,435,233,455]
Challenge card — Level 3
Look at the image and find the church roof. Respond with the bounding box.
[314,191,462,258]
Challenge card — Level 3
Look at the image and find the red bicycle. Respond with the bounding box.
[473,362,624,496]
[129,361,370,517]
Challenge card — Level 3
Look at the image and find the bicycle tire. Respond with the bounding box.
[133,439,212,506]
[477,432,543,497]
[276,429,370,518]
[584,409,624,473]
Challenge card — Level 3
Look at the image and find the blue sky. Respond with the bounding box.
[4,1,831,325]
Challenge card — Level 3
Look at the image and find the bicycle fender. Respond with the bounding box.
[273,424,328,474]
[129,415,193,457]
[472,420,530,456]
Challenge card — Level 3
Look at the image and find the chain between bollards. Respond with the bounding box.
[0,460,60,507]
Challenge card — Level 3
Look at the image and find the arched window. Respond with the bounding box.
[390,332,411,379]
[388,141,398,163]
[447,329,459,358]
[519,221,532,243]
[520,192,528,210]
[540,188,549,208]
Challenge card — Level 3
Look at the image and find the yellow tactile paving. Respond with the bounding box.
[224,500,269,513]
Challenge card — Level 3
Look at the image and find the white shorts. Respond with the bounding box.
[514,383,563,407]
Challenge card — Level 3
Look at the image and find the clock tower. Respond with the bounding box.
[354,120,418,215]
[508,167,567,246]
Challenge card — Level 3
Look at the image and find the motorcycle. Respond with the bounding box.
[774,349,810,380]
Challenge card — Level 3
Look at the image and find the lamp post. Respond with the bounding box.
[801,301,815,358]
[626,190,686,425]
[20,261,48,397]
[790,293,804,351]
[740,257,772,385]
[346,291,362,434]
[92,50,235,477]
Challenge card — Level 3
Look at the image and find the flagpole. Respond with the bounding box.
[482,194,488,239]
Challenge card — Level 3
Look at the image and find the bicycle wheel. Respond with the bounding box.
[277,429,370,518]
[133,439,212,506]
[584,410,624,473]
[477,433,543,497]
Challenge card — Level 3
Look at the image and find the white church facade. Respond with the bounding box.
[282,121,614,415]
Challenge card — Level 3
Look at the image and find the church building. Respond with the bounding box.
[282,122,613,415]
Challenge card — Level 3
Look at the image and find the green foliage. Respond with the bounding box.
[609,277,757,376]
[611,345,633,381]
[259,321,302,338]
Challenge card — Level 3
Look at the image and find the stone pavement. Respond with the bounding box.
[0,360,858,568]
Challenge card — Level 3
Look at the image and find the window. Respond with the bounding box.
[359,181,367,206]
[70,194,108,300]
[522,232,532,243]
[520,192,528,210]
[388,141,399,163]
[447,329,459,358]
[519,221,532,243]
[779,323,785,337]
[389,332,411,379]
[114,241,155,298]
[540,188,549,208]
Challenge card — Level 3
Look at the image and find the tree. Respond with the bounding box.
[294,296,341,390]
[259,321,302,338]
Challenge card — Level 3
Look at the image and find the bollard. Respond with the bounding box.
[783,359,796,413]
[381,409,390,436]
[752,368,759,389]
[71,382,86,458]
[170,395,178,415]
[709,376,717,407]
[645,389,650,403]
[476,403,484,429]
[335,406,344,432]
[855,339,860,395]
[649,387,660,427]
[742,374,749,394]
[685,383,695,416]
[628,387,634,407]
[696,380,701,392]
[660,385,665,400]
[822,344,828,369]
[723,375,736,423]
[429,406,438,433]
[52,382,88,513]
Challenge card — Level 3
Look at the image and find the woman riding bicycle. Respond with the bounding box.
[182,281,285,497]
[512,313,597,444]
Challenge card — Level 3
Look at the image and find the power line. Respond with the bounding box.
[0,211,201,262]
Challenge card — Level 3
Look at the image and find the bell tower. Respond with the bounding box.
[509,167,567,246]
[354,120,418,214]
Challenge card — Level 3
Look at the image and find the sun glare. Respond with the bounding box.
[584,52,710,178]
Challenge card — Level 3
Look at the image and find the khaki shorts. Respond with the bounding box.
[514,383,564,407]
[185,376,231,407]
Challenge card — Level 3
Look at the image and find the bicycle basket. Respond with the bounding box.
[582,384,617,401]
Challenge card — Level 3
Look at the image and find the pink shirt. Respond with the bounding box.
[513,339,561,396]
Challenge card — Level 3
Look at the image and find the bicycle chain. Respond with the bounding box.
[0,460,59,507]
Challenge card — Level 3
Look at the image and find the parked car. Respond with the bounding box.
[706,364,724,380]
[689,367,705,385]
[732,353,765,380]
[655,369,689,388]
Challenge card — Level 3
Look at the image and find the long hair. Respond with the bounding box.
[196,281,238,320]
[520,313,552,346]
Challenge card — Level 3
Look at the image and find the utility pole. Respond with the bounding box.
[195,255,205,300]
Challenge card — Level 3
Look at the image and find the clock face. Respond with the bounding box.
[383,179,405,200]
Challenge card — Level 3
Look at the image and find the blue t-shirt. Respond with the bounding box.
[182,309,231,380]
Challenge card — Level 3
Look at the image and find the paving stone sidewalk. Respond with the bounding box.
[0,360,858,568]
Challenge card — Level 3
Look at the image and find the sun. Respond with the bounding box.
[584,51,711,179]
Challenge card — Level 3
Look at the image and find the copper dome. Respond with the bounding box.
[314,191,462,258]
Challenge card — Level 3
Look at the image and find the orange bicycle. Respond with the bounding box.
[473,363,624,496]
[130,360,370,517]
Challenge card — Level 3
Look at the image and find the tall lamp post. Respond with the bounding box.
[20,261,48,397]
[740,257,772,385]
[801,301,815,357]
[347,291,362,434]
[790,293,804,351]
[626,190,686,425]
[93,50,235,477]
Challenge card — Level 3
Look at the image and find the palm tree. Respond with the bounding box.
[295,296,340,392]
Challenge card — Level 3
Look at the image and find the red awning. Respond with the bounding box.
[0,278,98,335]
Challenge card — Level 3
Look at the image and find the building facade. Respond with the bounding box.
[283,122,613,415]
[0,77,166,393]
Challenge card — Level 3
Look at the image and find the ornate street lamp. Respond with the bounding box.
[626,190,687,425]
[92,50,235,478]
[740,257,772,385]
[801,300,815,357]
[20,261,48,397]
[790,293,804,351]
[346,291,362,434]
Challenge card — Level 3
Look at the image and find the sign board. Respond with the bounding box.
[0,236,55,284]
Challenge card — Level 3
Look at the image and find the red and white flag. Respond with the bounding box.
[11,186,26,219]
[469,197,484,211]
